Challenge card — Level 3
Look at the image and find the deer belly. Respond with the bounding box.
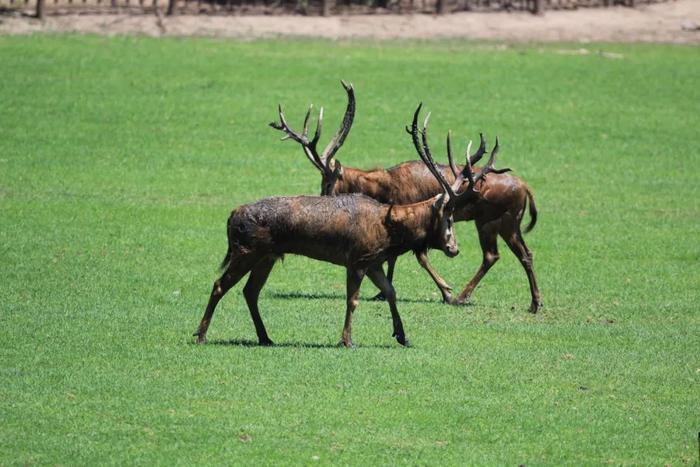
[278,239,350,266]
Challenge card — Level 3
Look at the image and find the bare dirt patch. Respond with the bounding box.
[1,0,699,43]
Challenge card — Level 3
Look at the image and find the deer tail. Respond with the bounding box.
[523,187,538,234]
[219,244,232,271]
[219,213,235,271]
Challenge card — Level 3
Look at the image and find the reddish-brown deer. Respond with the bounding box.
[194,106,498,347]
[271,82,541,313]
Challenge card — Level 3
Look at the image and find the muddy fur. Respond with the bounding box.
[225,193,445,269]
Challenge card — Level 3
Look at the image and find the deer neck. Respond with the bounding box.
[338,166,392,202]
[385,198,437,249]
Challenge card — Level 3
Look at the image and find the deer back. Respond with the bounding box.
[228,194,394,267]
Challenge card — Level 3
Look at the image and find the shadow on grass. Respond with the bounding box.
[192,338,397,349]
[269,290,443,305]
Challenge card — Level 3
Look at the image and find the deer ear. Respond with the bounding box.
[432,194,447,216]
[334,161,343,179]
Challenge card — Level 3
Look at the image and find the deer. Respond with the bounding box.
[194,105,500,348]
[270,81,541,313]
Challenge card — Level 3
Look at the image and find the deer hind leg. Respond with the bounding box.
[371,255,397,301]
[367,266,409,347]
[242,255,279,346]
[415,249,453,304]
[454,221,500,305]
[341,268,366,348]
[501,222,541,314]
[194,253,257,344]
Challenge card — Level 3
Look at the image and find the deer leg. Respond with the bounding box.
[501,226,542,314]
[341,268,366,348]
[454,222,500,306]
[414,249,453,303]
[194,255,255,344]
[371,255,397,301]
[242,255,278,346]
[366,266,409,347]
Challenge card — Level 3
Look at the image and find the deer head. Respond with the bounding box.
[405,104,474,258]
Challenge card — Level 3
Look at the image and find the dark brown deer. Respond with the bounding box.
[194,106,497,347]
[271,82,541,313]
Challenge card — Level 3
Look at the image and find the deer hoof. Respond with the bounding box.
[396,335,411,347]
[259,338,274,346]
[195,334,207,345]
[338,340,354,348]
[393,332,410,347]
[529,301,542,314]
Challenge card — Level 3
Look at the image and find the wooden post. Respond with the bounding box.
[322,0,334,16]
[36,0,45,18]
[436,0,445,14]
[532,0,544,14]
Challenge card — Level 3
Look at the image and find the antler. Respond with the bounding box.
[446,131,474,186]
[409,105,474,207]
[270,104,325,170]
[473,137,512,183]
[446,132,486,180]
[468,133,487,166]
[444,131,511,190]
[410,105,512,207]
[269,80,355,173]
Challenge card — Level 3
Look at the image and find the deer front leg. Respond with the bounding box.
[341,268,366,348]
[371,255,397,301]
[414,249,453,304]
[367,266,410,347]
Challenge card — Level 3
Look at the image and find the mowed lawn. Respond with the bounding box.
[1,35,698,465]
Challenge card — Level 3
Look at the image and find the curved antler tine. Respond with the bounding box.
[485,136,500,170]
[268,104,285,131]
[419,116,457,201]
[409,103,441,180]
[409,103,425,159]
[474,136,501,183]
[278,104,289,127]
[302,104,313,138]
[321,81,356,166]
[303,107,325,169]
[459,139,475,188]
[463,139,475,186]
[311,107,324,146]
[270,104,298,142]
[412,103,423,131]
[269,100,326,172]
[446,131,459,178]
[491,167,512,174]
[468,132,487,166]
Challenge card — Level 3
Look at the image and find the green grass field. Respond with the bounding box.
[1,35,698,465]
